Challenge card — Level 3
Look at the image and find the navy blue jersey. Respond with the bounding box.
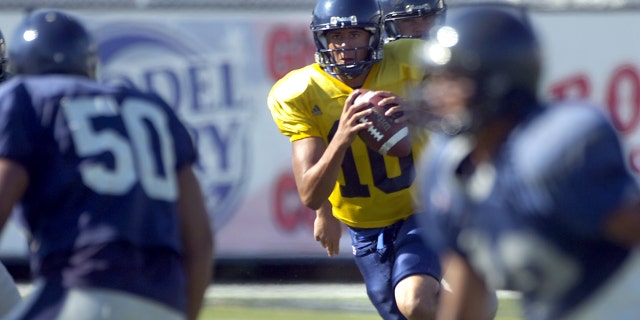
[418,102,639,319]
[0,74,196,310]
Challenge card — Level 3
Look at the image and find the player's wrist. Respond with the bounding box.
[316,209,333,219]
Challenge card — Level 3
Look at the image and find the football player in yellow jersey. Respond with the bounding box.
[267,0,442,319]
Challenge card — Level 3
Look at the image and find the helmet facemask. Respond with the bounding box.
[383,7,445,42]
[419,70,477,135]
[313,26,383,79]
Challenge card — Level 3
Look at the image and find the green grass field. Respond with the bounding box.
[18,282,523,319]
[202,284,524,320]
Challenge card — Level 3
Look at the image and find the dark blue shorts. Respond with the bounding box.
[349,215,441,320]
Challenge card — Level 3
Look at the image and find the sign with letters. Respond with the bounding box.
[0,9,639,259]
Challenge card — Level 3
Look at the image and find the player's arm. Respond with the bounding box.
[291,90,371,209]
[562,116,640,248]
[0,159,28,230]
[438,252,493,320]
[176,164,214,320]
[292,137,339,209]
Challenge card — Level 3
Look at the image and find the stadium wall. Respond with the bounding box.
[0,1,639,279]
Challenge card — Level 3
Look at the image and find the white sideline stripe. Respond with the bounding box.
[205,283,522,301]
[497,290,522,299]
[206,283,370,300]
[19,283,521,301]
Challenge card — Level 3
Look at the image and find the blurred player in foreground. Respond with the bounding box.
[0,9,213,320]
[415,4,640,320]
[379,0,446,42]
[0,29,23,317]
[267,0,441,318]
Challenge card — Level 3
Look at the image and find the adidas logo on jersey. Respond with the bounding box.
[312,105,322,116]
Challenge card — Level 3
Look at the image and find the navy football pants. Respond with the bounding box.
[349,215,442,320]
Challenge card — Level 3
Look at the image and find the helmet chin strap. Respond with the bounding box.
[340,62,372,79]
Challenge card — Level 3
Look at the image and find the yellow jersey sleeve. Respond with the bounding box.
[267,64,352,143]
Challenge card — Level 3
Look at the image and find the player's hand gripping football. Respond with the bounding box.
[373,90,421,126]
[333,89,374,148]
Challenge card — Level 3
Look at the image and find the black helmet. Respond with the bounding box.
[9,9,98,78]
[380,0,446,42]
[310,0,383,79]
[417,4,540,133]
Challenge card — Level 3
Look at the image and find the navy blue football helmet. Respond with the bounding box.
[310,0,383,79]
[417,4,540,133]
[380,0,446,42]
[9,9,97,78]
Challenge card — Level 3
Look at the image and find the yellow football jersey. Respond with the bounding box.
[267,39,428,228]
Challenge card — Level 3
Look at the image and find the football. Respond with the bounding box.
[355,90,412,157]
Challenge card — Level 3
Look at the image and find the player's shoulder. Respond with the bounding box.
[382,38,423,57]
[268,63,328,103]
[2,74,107,97]
[540,100,610,130]
[510,101,616,175]
[378,39,425,81]
[515,100,612,148]
[382,39,424,65]
[0,75,89,107]
[272,64,320,88]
